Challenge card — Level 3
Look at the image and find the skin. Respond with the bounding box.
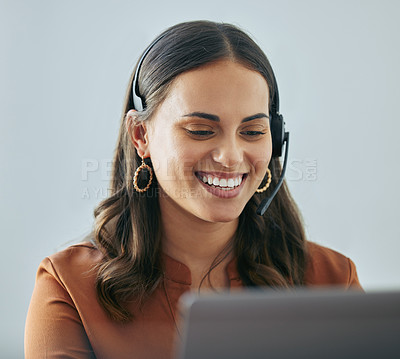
[128,59,272,289]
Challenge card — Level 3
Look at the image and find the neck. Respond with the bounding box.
[159,194,237,278]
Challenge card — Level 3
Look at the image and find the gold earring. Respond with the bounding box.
[133,157,153,192]
[256,168,272,193]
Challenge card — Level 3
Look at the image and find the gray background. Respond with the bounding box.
[1,0,399,356]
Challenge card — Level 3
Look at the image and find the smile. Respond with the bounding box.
[195,171,247,198]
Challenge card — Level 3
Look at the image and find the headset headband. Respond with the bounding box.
[132,33,280,116]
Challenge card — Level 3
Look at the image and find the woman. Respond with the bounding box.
[25,20,362,359]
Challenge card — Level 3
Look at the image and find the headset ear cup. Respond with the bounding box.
[270,113,285,157]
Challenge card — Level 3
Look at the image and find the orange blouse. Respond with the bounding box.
[25,241,362,359]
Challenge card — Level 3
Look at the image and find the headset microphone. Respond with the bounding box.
[255,70,290,216]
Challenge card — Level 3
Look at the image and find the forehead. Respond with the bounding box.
[164,60,270,115]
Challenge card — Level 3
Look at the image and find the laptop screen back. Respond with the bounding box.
[174,289,400,359]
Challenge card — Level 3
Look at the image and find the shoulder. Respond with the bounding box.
[37,241,103,295]
[26,242,105,357]
[304,241,362,289]
[47,241,102,270]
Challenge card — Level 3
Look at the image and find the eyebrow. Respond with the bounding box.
[183,112,269,123]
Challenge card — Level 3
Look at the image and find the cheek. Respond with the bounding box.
[253,157,269,181]
[175,144,199,178]
[251,142,272,180]
[150,137,201,181]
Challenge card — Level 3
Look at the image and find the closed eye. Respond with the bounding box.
[186,130,214,136]
[241,131,266,136]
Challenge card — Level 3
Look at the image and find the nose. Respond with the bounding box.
[211,136,243,169]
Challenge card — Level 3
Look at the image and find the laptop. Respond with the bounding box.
[174,288,400,359]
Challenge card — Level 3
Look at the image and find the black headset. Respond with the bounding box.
[131,34,289,216]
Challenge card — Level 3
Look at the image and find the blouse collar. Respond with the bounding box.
[162,253,241,285]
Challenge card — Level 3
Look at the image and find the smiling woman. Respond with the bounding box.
[25,20,362,359]
[135,60,272,223]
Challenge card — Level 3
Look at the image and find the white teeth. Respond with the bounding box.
[198,173,244,189]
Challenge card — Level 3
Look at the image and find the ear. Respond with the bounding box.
[126,110,150,158]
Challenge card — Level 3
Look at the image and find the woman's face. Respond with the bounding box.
[137,59,272,223]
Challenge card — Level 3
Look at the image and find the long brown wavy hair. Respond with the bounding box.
[91,20,308,322]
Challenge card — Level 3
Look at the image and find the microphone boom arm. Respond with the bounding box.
[256,132,290,216]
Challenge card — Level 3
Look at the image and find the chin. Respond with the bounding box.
[196,205,244,224]
[206,215,238,223]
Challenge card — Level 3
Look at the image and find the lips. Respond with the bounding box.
[195,171,247,198]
